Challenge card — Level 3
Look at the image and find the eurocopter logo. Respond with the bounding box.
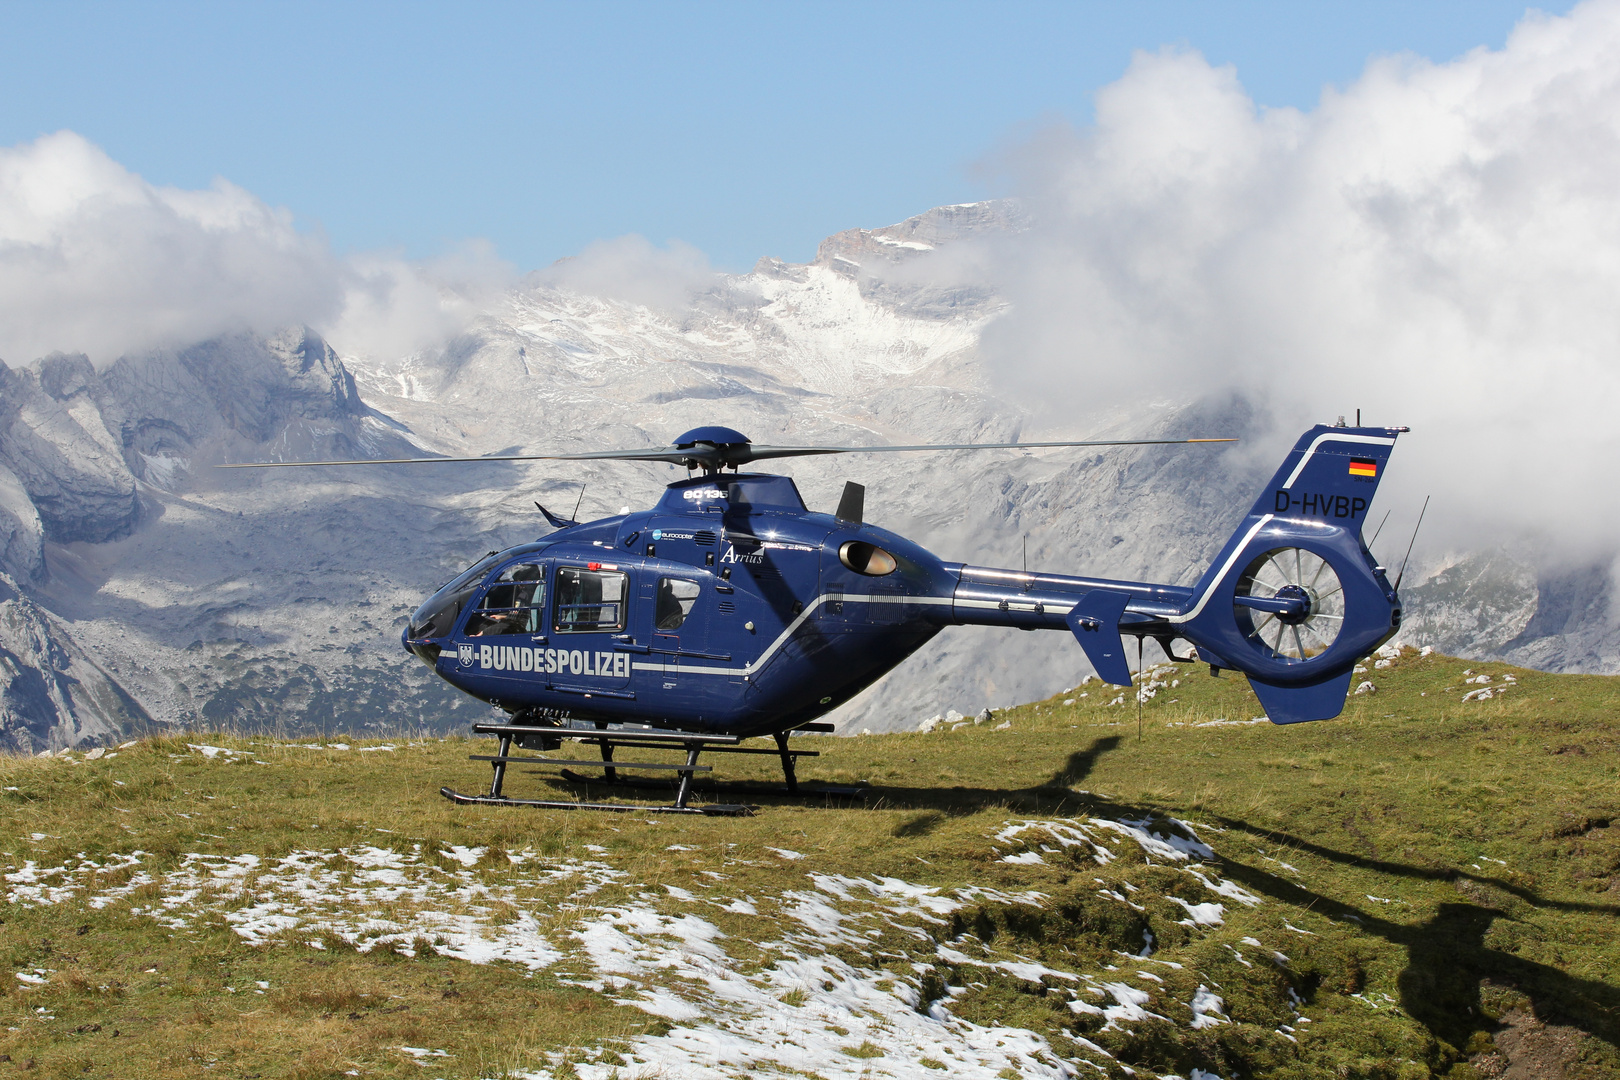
[458,642,474,667]
[682,488,726,502]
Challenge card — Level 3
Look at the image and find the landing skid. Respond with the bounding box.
[447,719,837,813]
[439,787,753,816]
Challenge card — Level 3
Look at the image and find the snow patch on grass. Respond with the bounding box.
[6,820,1278,1078]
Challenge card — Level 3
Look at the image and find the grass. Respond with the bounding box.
[1,646,1618,1078]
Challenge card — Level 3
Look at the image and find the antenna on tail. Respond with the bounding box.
[1393,496,1431,592]
[1366,509,1392,551]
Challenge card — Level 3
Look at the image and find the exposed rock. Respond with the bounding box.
[0,460,45,581]
[0,574,150,753]
[99,326,368,479]
[0,325,407,748]
[1401,551,1540,658]
[0,357,137,546]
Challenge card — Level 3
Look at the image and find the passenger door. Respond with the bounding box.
[549,563,635,692]
[635,573,713,688]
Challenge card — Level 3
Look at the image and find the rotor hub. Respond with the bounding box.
[671,426,752,474]
[1233,546,1346,663]
[1272,583,1317,625]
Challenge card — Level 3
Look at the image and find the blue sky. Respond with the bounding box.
[0,0,1576,272]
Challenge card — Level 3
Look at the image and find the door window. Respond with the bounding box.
[465,563,546,637]
[554,567,629,633]
[655,578,701,631]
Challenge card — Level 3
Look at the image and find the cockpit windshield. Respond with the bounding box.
[407,553,504,640]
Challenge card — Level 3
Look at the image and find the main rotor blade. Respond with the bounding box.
[214,447,697,468]
[741,437,1237,462]
[216,436,1235,470]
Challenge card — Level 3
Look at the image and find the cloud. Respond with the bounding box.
[324,239,515,362]
[0,130,513,367]
[533,234,719,311]
[977,0,1620,566]
[0,131,341,364]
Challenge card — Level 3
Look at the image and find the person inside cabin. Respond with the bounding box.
[467,563,544,635]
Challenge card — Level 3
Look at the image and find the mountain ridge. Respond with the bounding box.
[0,202,1610,751]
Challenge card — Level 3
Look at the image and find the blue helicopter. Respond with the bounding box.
[227,421,1406,814]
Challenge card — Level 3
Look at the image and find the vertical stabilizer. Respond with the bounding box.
[1167,423,1407,723]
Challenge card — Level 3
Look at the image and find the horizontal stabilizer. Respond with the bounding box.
[1065,590,1133,686]
[1248,669,1356,724]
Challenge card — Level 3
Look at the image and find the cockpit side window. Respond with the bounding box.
[655,578,701,631]
[554,568,629,633]
[465,563,546,637]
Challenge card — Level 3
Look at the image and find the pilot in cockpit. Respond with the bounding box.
[467,563,544,636]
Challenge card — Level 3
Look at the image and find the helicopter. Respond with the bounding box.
[224,420,1407,814]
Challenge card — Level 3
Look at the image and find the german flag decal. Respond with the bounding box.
[1348,457,1378,478]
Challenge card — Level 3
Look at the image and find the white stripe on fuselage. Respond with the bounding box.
[606,593,960,680]
[1166,514,1273,625]
[743,593,954,674]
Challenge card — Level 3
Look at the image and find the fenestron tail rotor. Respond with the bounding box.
[1233,547,1346,662]
[218,425,1237,473]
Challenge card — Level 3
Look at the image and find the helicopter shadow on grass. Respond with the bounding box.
[505,730,1620,1061]
[874,740,1620,1062]
[879,735,1127,836]
[506,733,1127,831]
[1190,818,1620,1062]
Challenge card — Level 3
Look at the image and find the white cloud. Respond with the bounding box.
[978,0,1620,564]
[534,234,719,311]
[324,239,514,363]
[0,130,513,367]
[0,131,340,364]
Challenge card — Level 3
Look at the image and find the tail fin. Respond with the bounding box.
[1170,424,1406,723]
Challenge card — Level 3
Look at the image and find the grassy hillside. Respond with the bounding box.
[2,646,1618,1079]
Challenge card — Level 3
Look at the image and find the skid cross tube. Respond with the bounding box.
[444,720,836,813]
[774,732,798,794]
[469,755,715,771]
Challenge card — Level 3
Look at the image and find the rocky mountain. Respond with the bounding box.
[0,203,1611,751]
